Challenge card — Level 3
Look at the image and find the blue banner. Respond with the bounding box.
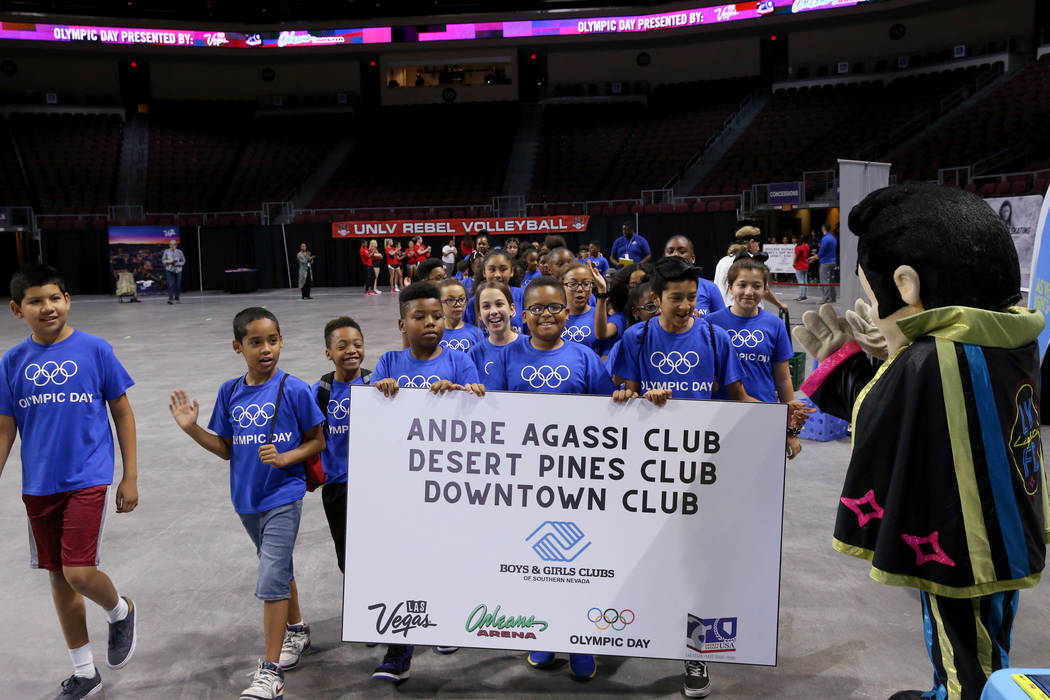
[768,182,800,206]
[1026,187,1050,360]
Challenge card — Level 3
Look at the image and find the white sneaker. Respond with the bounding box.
[278,623,310,671]
[240,660,284,699]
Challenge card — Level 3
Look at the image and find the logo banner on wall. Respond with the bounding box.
[108,225,180,296]
[985,194,1044,292]
[1025,186,1050,359]
[344,388,786,665]
[332,216,589,239]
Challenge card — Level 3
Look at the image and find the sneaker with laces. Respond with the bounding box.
[683,660,711,697]
[55,669,102,699]
[527,651,556,669]
[433,646,459,655]
[372,644,414,682]
[240,660,285,700]
[278,623,310,671]
[107,596,137,669]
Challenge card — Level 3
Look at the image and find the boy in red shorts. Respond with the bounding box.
[0,264,139,699]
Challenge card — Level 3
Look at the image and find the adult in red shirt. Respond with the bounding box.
[460,235,475,257]
[359,240,382,295]
[793,235,811,301]
[384,238,403,293]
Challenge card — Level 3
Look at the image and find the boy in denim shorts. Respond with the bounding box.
[169,307,324,700]
[0,264,139,700]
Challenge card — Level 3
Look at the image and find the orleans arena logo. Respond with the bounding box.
[465,603,549,640]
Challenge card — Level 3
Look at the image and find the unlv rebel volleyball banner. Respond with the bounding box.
[332,215,589,239]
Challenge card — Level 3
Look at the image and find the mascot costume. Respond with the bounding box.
[794,183,1049,700]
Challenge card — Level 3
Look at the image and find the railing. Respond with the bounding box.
[0,205,35,231]
[492,195,526,218]
[662,91,754,191]
[937,166,971,188]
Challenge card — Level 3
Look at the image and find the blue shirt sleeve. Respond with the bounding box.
[610,238,625,261]
[711,323,743,388]
[289,378,324,431]
[772,316,795,364]
[0,358,12,417]
[208,381,234,438]
[611,324,642,384]
[637,236,651,257]
[702,280,727,315]
[98,341,134,401]
[585,351,617,395]
[373,352,393,382]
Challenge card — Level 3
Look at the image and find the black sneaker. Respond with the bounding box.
[683,660,711,697]
[372,644,414,682]
[56,669,102,699]
[107,596,137,669]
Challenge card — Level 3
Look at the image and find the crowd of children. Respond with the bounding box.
[1,225,809,700]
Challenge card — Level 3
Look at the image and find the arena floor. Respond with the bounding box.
[2,285,1049,699]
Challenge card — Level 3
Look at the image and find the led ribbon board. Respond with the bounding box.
[0,1,870,49]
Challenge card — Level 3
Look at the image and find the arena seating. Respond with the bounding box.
[10,112,122,214]
[310,101,519,210]
[0,118,32,207]
[892,55,1050,187]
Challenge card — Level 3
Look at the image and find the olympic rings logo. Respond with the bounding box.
[441,338,472,351]
[24,360,78,386]
[327,398,350,420]
[649,351,700,375]
[728,329,765,348]
[397,374,442,388]
[561,325,592,343]
[231,403,275,429]
[587,607,635,631]
[520,364,571,389]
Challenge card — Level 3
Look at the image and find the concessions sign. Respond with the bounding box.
[344,388,786,664]
[332,215,589,239]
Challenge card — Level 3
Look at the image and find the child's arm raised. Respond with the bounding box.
[0,414,14,479]
[108,393,139,513]
[169,389,232,460]
[259,423,325,469]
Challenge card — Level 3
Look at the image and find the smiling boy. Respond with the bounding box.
[0,264,139,700]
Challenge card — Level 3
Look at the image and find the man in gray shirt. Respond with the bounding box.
[161,238,185,304]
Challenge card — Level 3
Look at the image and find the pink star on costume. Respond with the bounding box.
[840,489,884,527]
[901,531,957,567]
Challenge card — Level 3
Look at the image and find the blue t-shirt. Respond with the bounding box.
[469,338,512,387]
[486,337,616,395]
[818,233,837,264]
[604,338,623,379]
[587,255,610,275]
[440,324,485,353]
[695,277,728,317]
[208,369,324,514]
[562,307,602,353]
[462,277,475,295]
[707,308,794,403]
[0,330,134,496]
[374,346,480,388]
[465,285,524,334]
[312,374,368,485]
[520,269,541,288]
[610,234,651,264]
[611,318,742,400]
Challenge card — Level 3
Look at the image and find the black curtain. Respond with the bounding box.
[40,229,111,295]
[1,231,40,291]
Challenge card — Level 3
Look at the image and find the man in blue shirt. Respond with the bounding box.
[815,223,838,303]
[609,222,651,267]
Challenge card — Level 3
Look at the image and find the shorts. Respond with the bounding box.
[238,500,302,601]
[23,484,109,571]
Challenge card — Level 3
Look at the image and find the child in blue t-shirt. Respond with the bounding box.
[707,257,801,455]
[464,250,526,333]
[468,281,520,387]
[170,307,325,699]
[370,282,485,681]
[663,235,728,317]
[490,276,612,680]
[312,317,371,575]
[558,262,605,354]
[605,282,661,384]
[0,264,139,698]
[590,262,651,357]
[437,279,484,353]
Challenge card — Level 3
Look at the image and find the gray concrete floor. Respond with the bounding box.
[2,285,1049,699]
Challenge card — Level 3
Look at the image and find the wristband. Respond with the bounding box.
[594,291,610,299]
[786,426,801,437]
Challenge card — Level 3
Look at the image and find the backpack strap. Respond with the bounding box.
[315,371,335,434]
[266,373,290,445]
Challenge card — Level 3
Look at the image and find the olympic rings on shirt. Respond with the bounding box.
[24,360,78,386]
[649,351,700,375]
[520,364,571,389]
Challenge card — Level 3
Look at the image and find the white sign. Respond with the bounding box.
[344,387,787,665]
[763,244,796,274]
[985,194,1044,291]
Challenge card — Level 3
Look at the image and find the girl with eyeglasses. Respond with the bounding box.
[435,279,483,353]
[559,263,603,353]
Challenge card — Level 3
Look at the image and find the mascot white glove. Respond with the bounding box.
[844,299,889,361]
[792,303,853,362]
